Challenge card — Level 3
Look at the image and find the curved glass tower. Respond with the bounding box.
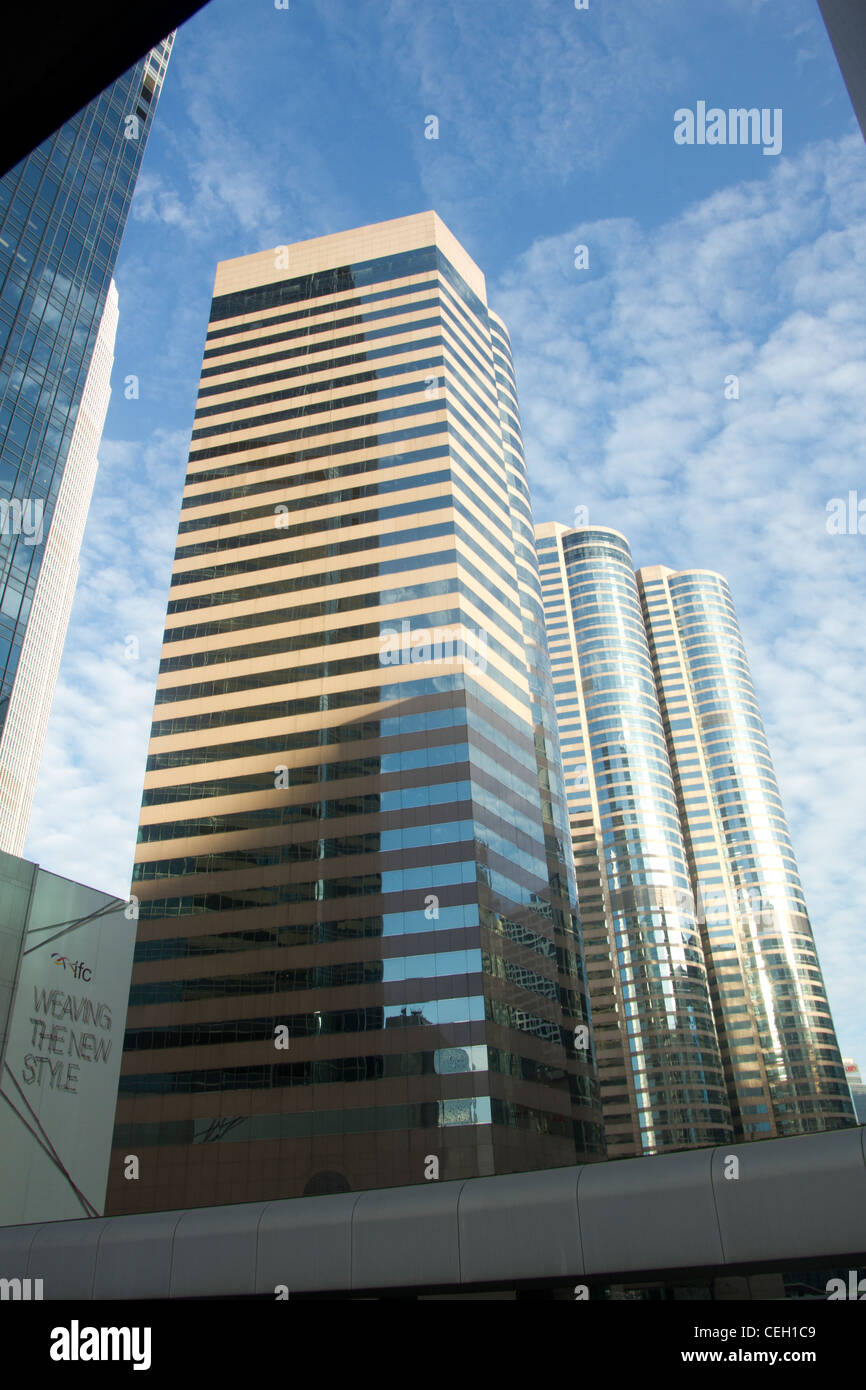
[638,566,854,1139]
[536,524,732,1156]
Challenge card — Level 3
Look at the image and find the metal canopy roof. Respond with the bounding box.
[1,1128,864,1298]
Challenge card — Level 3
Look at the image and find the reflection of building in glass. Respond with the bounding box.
[386,1006,433,1027]
[537,521,854,1152]
[107,213,604,1216]
[0,39,172,853]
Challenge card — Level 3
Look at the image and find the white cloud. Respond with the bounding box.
[25,429,189,897]
[493,130,866,1063]
[315,0,690,242]
[130,15,348,254]
[22,13,866,1094]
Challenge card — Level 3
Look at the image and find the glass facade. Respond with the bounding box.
[107,213,604,1216]
[0,37,172,846]
[535,519,853,1152]
[637,565,855,1140]
[535,524,732,1155]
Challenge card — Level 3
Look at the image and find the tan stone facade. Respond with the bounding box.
[107,214,603,1215]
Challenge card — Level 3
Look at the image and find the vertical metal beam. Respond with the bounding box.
[818,0,866,141]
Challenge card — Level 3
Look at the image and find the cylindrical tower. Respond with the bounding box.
[638,565,855,1139]
[536,524,732,1155]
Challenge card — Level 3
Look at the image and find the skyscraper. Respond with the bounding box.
[637,562,854,1140]
[108,212,603,1216]
[0,283,118,853]
[0,38,173,852]
[536,521,854,1151]
[535,523,732,1156]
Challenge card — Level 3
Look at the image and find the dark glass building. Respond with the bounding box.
[0,36,172,850]
[107,212,605,1215]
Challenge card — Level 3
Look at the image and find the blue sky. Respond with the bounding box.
[25,0,866,1065]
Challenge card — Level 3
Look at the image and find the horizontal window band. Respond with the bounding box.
[181,443,448,509]
[157,606,523,681]
[199,333,441,390]
[192,352,446,424]
[140,720,544,807]
[204,275,440,343]
[162,575,513,649]
[187,417,448,469]
[197,305,502,434]
[111,1096,601,1150]
[178,467,454,536]
[148,669,524,740]
[117,1044,493,1095]
[207,246,442,322]
[202,296,439,364]
[187,394,445,460]
[207,245,488,328]
[172,495,514,575]
[170,519,455,588]
[127,947,487,1006]
[136,780,473,844]
[133,894,481,958]
[153,646,530,718]
[133,809,548,886]
[121,988,568,1056]
[191,370,450,444]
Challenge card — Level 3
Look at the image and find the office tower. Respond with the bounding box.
[108,212,604,1216]
[536,520,854,1151]
[0,283,118,853]
[535,523,732,1157]
[842,1060,866,1123]
[637,564,855,1140]
[0,38,173,853]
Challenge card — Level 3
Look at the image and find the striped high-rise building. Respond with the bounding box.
[107,212,604,1215]
[536,521,854,1153]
